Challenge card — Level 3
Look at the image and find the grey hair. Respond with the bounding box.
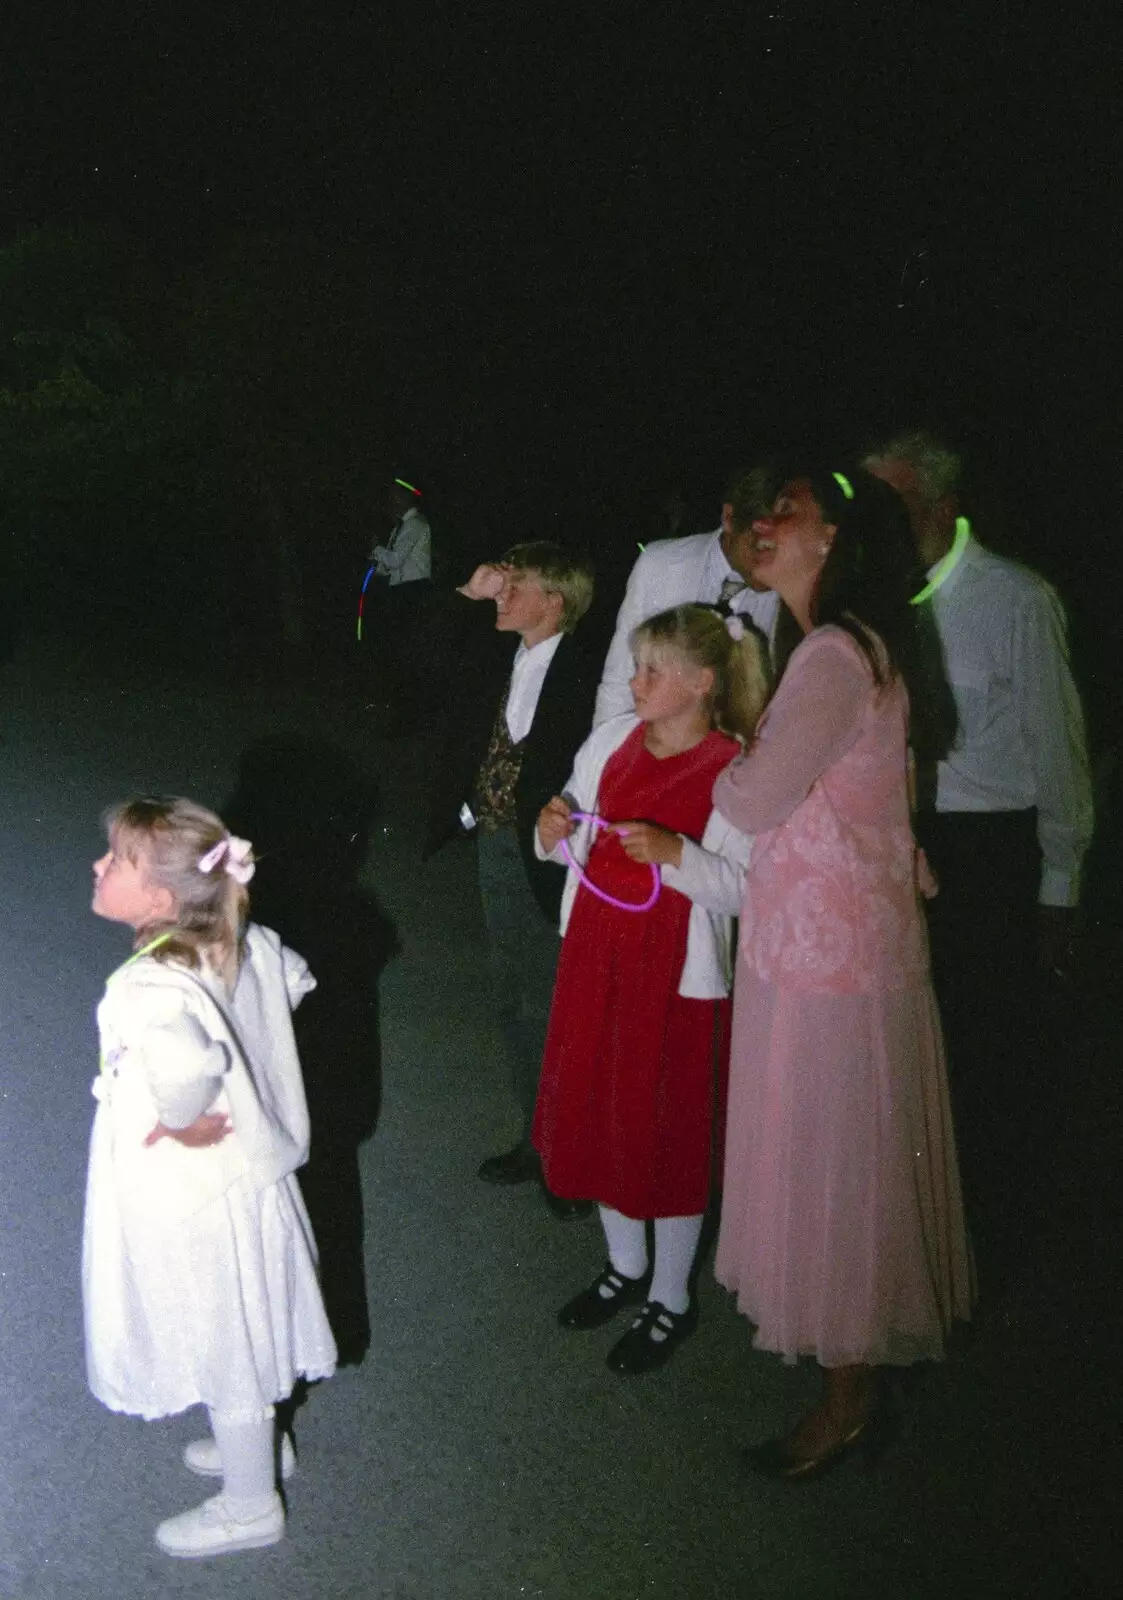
[863,430,962,505]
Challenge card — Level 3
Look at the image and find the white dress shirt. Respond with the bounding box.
[371,506,432,586]
[506,631,563,742]
[928,534,1092,906]
[594,529,781,725]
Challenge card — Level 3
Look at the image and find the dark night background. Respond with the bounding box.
[2,5,1120,671]
[1,7,1121,1594]
[3,1,1119,930]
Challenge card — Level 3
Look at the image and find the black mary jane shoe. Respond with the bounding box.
[742,1415,886,1482]
[542,1189,594,1222]
[605,1300,698,1375]
[477,1144,540,1186]
[557,1263,652,1330]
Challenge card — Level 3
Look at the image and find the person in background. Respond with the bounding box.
[864,430,1094,1282]
[367,477,434,724]
[370,477,432,591]
[424,543,599,1220]
[594,467,782,725]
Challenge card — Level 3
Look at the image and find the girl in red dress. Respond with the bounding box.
[533,605,768,1374]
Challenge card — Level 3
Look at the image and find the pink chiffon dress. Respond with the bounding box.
[713,626,972,1366]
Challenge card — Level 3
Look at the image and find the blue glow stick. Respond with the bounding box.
[356,564,375,640]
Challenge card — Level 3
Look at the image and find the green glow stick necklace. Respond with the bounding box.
[100,932,172,1073]
[910,517,971,606]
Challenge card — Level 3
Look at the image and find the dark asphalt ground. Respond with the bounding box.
[1,636,1117,1600]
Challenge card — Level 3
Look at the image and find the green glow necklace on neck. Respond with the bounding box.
[910,516,971,606]
[100,932,173,1073]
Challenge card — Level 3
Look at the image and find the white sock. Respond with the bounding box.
[209,1408,279,1521]
[598,1206,648,1282]
[649,1214,703,1316]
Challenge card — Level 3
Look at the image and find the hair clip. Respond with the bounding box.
[832,472,855,501]
[198,835,256,885]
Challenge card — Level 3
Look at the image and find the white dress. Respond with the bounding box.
[82,924,338,1421]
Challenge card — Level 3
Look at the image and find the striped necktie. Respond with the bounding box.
[715,576,746,616]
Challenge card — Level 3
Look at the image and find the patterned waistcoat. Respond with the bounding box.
[473,677,525,833]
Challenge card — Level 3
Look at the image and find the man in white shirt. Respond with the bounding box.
[865,430,1093,1279]
[594,467,783,725]
[424,543,600,1219]
[369,478,432,588]
[366,478,434,722]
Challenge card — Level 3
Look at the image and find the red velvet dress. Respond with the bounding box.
[532,725,737,1219]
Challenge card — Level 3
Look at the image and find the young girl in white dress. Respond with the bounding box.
[83,796,337,1559]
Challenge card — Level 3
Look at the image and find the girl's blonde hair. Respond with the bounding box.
[105,796,250,975]
[631,604,771,746]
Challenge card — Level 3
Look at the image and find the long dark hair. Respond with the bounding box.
[780,464,955,762]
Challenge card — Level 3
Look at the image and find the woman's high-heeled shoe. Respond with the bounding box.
[742,1411,892,1482]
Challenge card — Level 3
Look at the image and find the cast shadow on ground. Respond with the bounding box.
[225,735,398,1367]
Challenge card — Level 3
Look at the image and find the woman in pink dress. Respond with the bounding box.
[713,466,972,1478]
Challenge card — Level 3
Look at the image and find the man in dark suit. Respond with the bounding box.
[425,542,599,1220]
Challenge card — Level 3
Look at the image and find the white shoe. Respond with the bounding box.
[155,1492,284,1558]
[184,1432,296,1481]
[153,1491,283,1555]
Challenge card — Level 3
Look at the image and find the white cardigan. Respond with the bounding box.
[93,923,316,1223]
[534,715,752,999]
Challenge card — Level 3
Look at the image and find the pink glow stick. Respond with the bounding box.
[560,811,661,913]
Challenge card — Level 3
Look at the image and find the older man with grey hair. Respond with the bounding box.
[865,429,1093,1285]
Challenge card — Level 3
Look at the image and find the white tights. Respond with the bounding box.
[598,1206,703,1315]
[209,1407,278,1519]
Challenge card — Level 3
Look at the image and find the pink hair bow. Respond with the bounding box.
[198,835,256,885]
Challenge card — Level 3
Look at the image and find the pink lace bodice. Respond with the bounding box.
[713,626,930,993]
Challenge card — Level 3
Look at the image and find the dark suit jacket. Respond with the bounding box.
[424,594,601,923]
